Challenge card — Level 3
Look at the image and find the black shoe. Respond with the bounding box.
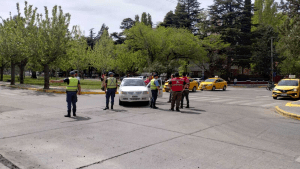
[176,108,180,112]
[169,108,174,111]
[180,106,183,109]
[111,105,114,110]
[65,110,71,117]
[150,103,153,108]
[104,107,109,110]
[73,109,76,116]
[167,101,171,103]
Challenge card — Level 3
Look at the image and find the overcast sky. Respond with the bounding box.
[0,0,213,36]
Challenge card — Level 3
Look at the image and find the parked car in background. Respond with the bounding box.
[193,78,203,85]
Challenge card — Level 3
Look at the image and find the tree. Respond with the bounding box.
[91,30,114,74]
[174,2,190,28]
[135,15,140,22]
[161,11,176,27]
[141,12,148,25]
[178,0,202,32]
[147,13,153,28]
[67,26,91,78]
[111,32,125,44]
[252,0,281,31]
[0,2,37,85]
[33,5,71,89]
[251,25,279,77]
[120,18,134,30]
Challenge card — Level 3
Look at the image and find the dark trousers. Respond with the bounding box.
[151,90,158,105]
[181,90,189,107]
[171,91,182,109]
[106,88,116,105]
[66,92,77,112]
[168,91,173,102]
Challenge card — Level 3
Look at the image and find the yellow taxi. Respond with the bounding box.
[272,77,300,99]
[198,77,227,91]
[164,77,199,92]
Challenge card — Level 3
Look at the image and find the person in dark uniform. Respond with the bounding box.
[104,72,118,110]
[150,74,161,109]
[167,74,174,103]
[50,71,81,117]
[181,73,190,108]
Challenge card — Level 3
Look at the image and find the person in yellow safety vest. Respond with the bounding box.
[50,71,81,117]
[150,74,161,109]
[104,72,118,110]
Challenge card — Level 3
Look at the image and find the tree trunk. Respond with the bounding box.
[44,64,50,89]
[11,61,15,85]
[31,71,37,79]
[0,66,3,81]
[19,65,25,84]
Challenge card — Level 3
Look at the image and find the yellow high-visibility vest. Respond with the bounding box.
[107,77,117,89]
[66,77,78,92]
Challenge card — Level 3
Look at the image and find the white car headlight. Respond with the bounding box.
[143,91,149,94]
[274,88,278,91]
[121,91,127,94]
[293,88,298,92]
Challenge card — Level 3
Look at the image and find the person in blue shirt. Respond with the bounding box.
[150,74,161,109]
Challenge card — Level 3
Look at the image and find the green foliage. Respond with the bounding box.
[91,30,114,73]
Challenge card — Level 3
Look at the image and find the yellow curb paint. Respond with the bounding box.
[275,106,300,121]
[285,102,300,107]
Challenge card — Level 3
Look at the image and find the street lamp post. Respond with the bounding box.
[271,37,275,83]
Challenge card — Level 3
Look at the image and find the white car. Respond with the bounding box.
[119,78,163,105]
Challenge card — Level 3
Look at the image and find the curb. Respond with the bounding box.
[0,84,117,95]
[275,106,300,121]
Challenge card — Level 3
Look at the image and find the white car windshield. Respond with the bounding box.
[121,79,145,86]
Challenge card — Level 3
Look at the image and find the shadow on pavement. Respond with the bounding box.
[180,111,201,114]
[68,116,91,122]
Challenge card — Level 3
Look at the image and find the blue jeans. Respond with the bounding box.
[106,88,116,105]
[66,92,77,111]
[151,90,158,105]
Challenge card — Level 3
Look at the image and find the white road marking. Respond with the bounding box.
[226,100,252,105]
[189,97,209,100]
[296,156,300,163]
[260,103,279,107]
[210,99,235,103]
[194,98,223,102]
[239,101,264,106]
[0,92,17,96]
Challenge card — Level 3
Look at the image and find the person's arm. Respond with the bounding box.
[77,84,81,95]
[104,80,107,94]
[50,79,64,83]
[115,79,118,93]
[183,82,187,92]
[168,81,172,91]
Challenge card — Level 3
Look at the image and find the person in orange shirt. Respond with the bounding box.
[144,76,152,85]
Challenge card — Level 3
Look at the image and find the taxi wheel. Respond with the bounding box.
[212,86,216,91]
[223,86,226,91]
[273,97,277,100]
[192,87,197,92]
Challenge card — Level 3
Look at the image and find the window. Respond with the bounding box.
[205,79,216,82]
[121,79,145,86]
[277,80,299,86]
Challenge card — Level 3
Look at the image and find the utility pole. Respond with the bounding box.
[271,37,274,83]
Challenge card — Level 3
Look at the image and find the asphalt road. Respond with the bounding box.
[0,86,300,169]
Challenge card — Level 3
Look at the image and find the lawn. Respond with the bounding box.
[2,75,104,89]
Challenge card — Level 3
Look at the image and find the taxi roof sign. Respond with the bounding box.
[215,76,219,78]
[289,75,296,79]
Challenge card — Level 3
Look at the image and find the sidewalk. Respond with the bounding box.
[275,101,300,121]
[0,81,107,95]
